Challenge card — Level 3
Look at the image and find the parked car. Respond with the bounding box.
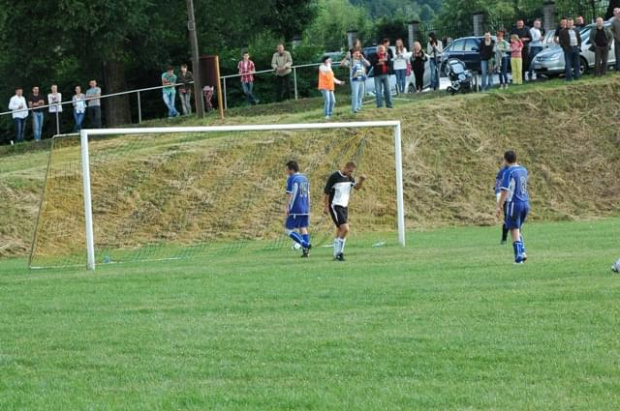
[440,36,487,74]
[531,21,617,77]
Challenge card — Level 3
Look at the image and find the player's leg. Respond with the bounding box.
[508,203,527,263]
[299,217,311,258]
[501,200,509,244]
[334,207,349,261]
[285,216,305,247]
[328,206,341,259]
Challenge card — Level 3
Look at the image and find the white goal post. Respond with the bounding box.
[80,121,405,271]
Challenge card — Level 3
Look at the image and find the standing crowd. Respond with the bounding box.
[8,80,102,144]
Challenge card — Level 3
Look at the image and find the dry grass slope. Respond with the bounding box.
[2,77,620,259]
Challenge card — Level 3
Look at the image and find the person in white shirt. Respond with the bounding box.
[8,87,28,143]
[528,19,544,81]
[48,84,63,135]
[72,86,87,132]
[393,38,410,94]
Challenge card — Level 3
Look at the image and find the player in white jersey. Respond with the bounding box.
[323,162,366,261]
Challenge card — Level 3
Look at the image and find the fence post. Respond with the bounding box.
[543,1,556,32]
[137,91,142,123]
[473,11,485,36]
[222,77,228,110]
[347,30,358,49]
[408,20,420,50]
[293,67,299,100]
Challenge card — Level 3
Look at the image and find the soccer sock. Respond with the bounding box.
[333,238,339,257]
[513,241,524,262]
[340,238,347,254]
[501,225,508,242]
[289,231,304,246]
[302,234,310,248]
[520,235,526,253]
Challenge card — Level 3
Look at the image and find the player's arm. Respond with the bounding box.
[496,189,508,218]
[354,175,367,190]
[323,174,336,214]
[285,193,292,215]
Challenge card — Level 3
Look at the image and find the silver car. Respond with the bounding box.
[531,21,617,77]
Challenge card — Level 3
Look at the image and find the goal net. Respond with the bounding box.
[29,122,405,270]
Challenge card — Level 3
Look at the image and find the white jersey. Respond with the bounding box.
[324,170,355,208]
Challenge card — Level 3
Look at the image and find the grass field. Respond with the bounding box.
[1,219,619,410]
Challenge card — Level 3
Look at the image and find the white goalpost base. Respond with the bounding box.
[80,121,406,271]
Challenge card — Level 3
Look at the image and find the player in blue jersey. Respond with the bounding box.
[285,161,311,258]
[496,150,530,264]
[495,162,510,244]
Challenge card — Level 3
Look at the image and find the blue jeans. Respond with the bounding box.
[350,80,364,112]
[163,92,179,117]
[14,117,26,142]
[241,82,257,105]
[499,56,509,85]
[394,69,407,93]
[528,47,543,78]
[374,74,392,108]
[430,58,440,90]
[480,60,493,90]
[74,111,85,132]
[564,47,581,81]
[32,112,44,141]
[321,89,335,117]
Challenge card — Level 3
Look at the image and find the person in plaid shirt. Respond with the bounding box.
[238,51,259,105]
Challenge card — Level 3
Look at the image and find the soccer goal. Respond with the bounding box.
[29,121,405,271]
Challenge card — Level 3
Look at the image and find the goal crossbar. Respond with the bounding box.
[79,121,405,271]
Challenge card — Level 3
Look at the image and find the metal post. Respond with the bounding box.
[222,77,228,110]
[137,91,142,123]
[393,122,406,247]
[293,67,299,100]
[55,111,60,136]
[80,130,96,271]
[187,0,205,118]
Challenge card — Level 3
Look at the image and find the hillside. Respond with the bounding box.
[1,77,620,259]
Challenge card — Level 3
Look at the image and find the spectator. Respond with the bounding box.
[479,32,495,91]
[528,19,544,81]
[48,84,62,135]
[559,18,582,81]
[610,8,620,73]
[555,17,568,44]
[510,35,524,85]
[511,19,531,82]
[317,56,344,120]
[28,86,45,142]
[590,17,613,76]
[86,80,102,128]
[495,30,511,89]
[271,43,293,101]
[575,15,586,30]
[348,49,370,113]
[161,66,179,118]
[8,87,28,144]
[370,44,393,109]
[410,41,427,93]
[341,38,364,66]
[238,52,259,105]
[427,32,443,90]
[393,39,409,94]
[72,86,87,132]
[177,64,194,115]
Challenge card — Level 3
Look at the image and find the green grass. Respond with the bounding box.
[1,219,619,410]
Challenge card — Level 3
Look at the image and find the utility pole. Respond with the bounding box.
[187,0,205,118]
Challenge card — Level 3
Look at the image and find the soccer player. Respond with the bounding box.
[323,162,366,261]
[495,161,510,244]
[285,161,311,258]
[496,150,530,264]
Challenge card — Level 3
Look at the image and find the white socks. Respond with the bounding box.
[333,238,347,256]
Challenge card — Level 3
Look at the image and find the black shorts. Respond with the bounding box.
[329,205,348,227]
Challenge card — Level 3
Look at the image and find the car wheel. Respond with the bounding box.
[580,57,589,75]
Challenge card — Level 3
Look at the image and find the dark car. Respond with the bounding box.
[440,36,504,74]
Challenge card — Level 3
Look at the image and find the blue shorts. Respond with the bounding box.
[285,215,309,230]
[504,202,529,230]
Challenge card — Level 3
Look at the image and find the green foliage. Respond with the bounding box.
[306,0,373,51]
[350,0,442,21]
